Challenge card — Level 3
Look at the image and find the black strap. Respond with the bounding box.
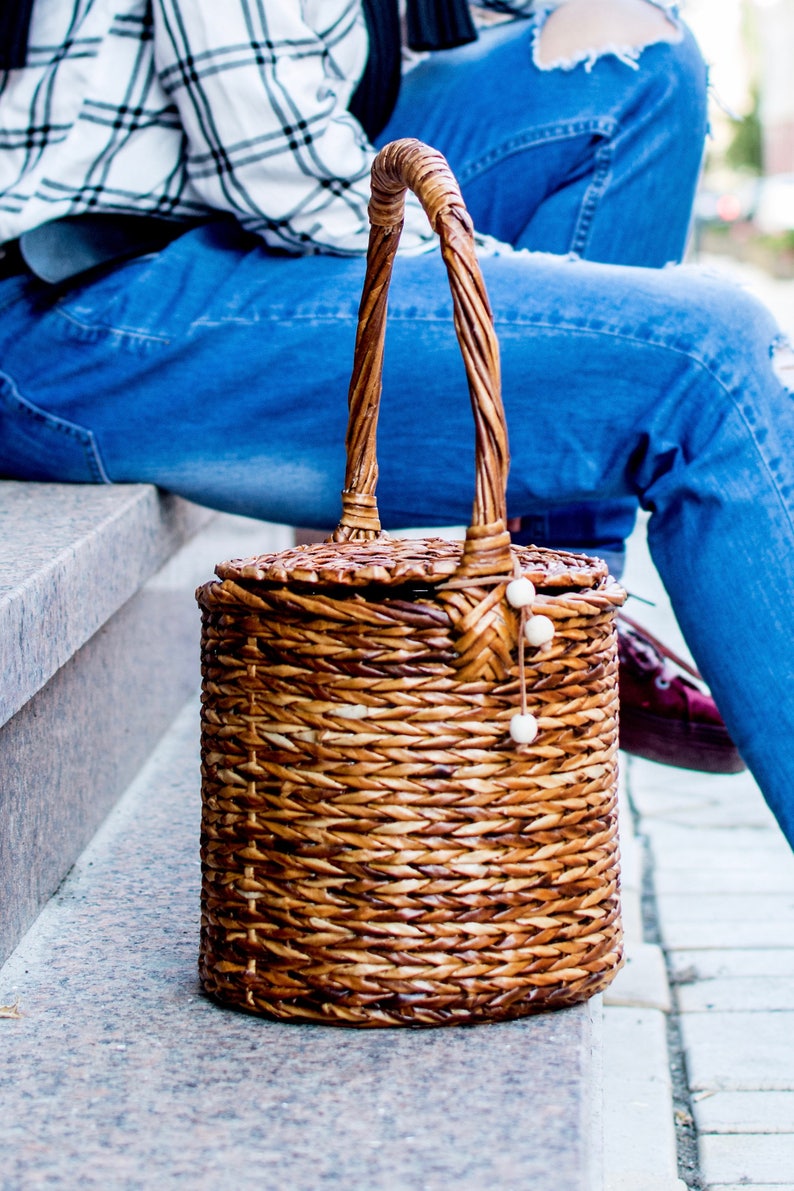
[0,0,35,71]
[349,0,479,142]
[406,0,477,52]
[348,0,403,142]
[17,214,203,285]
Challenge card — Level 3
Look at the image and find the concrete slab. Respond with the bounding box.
[705,1185,794,1191]
[693,1091,794,1134]
[680,1012,794,1092]
[659,918,794,952]
[602,1006,680,1191]
[628,770,776,832]
[636,797,778,833]
[677,977,794,1014]
[656,894,794,927]
[699,1133,794,1186]
[638,826,793,872]
[0,701,603,1191]
[656,866,794,896]
[668,951,794,983]
[618,832,643,898]
[604,944,671,1012]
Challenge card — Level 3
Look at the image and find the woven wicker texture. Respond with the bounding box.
[197,140,626,1027]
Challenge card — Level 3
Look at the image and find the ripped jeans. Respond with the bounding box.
[3,14,794,847]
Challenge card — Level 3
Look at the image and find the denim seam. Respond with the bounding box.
[454,118,617,187]
[54,304,172,345]
[569,137,614,257]
[0,372,111,483]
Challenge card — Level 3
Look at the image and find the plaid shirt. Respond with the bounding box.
[0,0,534,255]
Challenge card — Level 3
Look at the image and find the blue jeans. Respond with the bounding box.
[380,12,708,574]
[3,20,794,847]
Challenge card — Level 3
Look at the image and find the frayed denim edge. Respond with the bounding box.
[530,0,683,74]
[771,333,794,393]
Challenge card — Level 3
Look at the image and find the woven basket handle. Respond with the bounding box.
[333,138,513,583]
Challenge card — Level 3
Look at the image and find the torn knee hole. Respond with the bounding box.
[771,335,794,393]
[534,0,682,72]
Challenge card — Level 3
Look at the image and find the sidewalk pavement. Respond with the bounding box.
[603,484,794,1190]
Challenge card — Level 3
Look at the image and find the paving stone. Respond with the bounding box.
[604,944,671,1012]
[677,977,794,1014]
[657,895,794,926]
[639,825,793,873]
[668,950,794,983]
[680,1012,794,1091]
[705,1185,794,1190]
[662,922,794,951]
[656,866,794,896]
[642,798,778,832]
[608,1175,688,1191]
[602,1007,680,1191]
[699,1133,794,1185]
[693,1091,794,1134]
[651,891,794,950]
[618,833,643,897]
[630,774,776,832]
[621,887,645,948]
[628,766,759,804]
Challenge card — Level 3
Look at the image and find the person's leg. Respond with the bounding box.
[382,5,707,267]
[380,5,708,571]
[0,228,792,835]
[381,5,730,772]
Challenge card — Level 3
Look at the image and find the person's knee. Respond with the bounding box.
[678,268,793,397]
[534,0,682,70]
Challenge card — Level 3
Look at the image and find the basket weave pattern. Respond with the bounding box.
[197,141,626,1027]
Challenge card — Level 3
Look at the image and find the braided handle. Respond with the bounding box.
[334,138,513,584]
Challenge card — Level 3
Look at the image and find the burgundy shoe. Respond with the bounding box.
[618,614,745,774]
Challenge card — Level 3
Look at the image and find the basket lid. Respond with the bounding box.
[214,536,610,591]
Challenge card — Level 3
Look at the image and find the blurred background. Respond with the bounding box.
[686,0,794,276]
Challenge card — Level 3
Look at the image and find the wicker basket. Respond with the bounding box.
[196,139,626,1028]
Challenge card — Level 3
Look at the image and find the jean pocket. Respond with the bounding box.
[0,371,110,483]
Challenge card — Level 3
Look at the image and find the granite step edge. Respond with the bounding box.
[0,482,213,726]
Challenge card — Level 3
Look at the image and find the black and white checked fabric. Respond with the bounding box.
[0,1,533,255]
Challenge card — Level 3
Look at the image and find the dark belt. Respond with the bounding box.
[0,214,206,286]
[0,239,27,281]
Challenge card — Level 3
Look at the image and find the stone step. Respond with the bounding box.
[0,497,603,1188]
[0,482,225,964]
[6,496,693,1189]
[0,698,602,1191]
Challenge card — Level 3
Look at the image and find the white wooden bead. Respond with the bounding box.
[510,712,538,745]
[524,614,555,647]
[505,577,536,608]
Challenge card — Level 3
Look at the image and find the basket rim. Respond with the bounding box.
[212,537,617,591]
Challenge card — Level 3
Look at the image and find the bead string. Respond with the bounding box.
[515,560,529,720]
[437,555,555,746]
